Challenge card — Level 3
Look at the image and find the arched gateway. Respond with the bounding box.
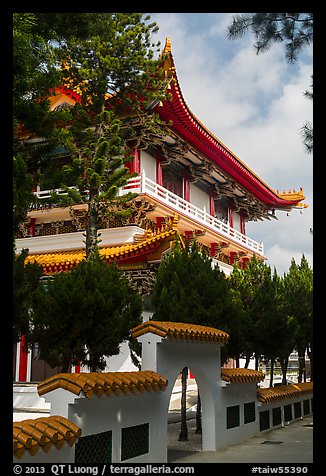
[132,321,234,452]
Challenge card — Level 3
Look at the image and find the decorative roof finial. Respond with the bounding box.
[163,37,172,54]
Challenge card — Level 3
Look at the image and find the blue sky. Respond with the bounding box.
[148,13,313,276]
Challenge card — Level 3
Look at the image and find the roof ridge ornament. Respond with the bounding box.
[163,37,172,54]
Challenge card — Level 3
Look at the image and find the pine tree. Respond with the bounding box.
[28,257,142,372]
[227,13,313,63]
[13,13,167,256]
[151,240,238,440]
[13,249,43,343]
[283,255,313,381]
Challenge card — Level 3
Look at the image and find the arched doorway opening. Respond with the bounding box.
[167,367,203,459]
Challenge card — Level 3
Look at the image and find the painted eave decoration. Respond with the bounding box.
[131,320,230,344]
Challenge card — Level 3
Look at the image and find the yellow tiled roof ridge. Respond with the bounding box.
[221,368,265,384]
[131,320,229,344]
[257,381,313,404]
[13,415,81,459]
[23,226,178,272]
[37,370,168,399]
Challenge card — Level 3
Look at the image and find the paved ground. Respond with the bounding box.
[167,414,313,463]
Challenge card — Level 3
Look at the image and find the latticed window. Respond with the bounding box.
[244,401,256,424]
[284,404,292,422]
[226,405,240,429]
[259,410,270,431]
[294,401,302,419]
[303,399,310,415]
[121,423,149,461]
[75,430,112,463]
[272,407,282,426]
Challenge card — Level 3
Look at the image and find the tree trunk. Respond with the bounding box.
[244,355,250,368]
[178,367,188,441]
[85,199,99,260]
[269,358,274,387]
[195,391,202,434]
[298,348,305,383]
[235,356,240,367]
[280,356,289,384]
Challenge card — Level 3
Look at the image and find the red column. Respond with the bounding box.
[18,335,28,382]
[183,174,190,201]
[126,146,140,174]
[240,212,246,235]
[29,218,36,236]
[156,157,163,186]
[228,205,234,228]
[209,190,215,216]
[74,363,81,373]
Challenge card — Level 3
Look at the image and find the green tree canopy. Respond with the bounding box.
[151,240,239,353]
[227,13,313,62]
[27,257,142,372]
[13,249,43,344]
[283,255,313,381]
[13,13,166,256]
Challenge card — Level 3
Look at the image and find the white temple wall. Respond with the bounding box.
[218,382,260,449]
[140,150,156,182]
[189,182,210,210]
[232,211,241,232]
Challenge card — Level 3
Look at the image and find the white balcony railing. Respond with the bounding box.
[121,171,264,256]
[32,171,264,256]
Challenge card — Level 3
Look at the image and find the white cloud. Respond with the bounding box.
[149,13,313,276]
[264,243,313,276]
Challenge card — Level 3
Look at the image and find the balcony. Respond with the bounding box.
[121,171,264,256]
[30,171,264,257]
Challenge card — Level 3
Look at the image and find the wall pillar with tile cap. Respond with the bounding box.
[136,334,225,452]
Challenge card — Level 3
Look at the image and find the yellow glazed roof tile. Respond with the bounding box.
[221,368,265,384]
[131,321,229,344]
[13,415,81,459]
[257,382,313,404]
[24,226,178,273]
[37,371,168,399]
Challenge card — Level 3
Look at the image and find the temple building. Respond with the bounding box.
[14,38,307,383]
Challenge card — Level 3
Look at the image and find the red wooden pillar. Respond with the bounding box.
[156,156,163,186]
[74,362,81,373]
[183,173,190,201]
[18,335,28,382]
[240,212,246,235]
[228,204,234,228]
[209,190,215,216]
[29,218,36,236]
[126,145,140,174]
